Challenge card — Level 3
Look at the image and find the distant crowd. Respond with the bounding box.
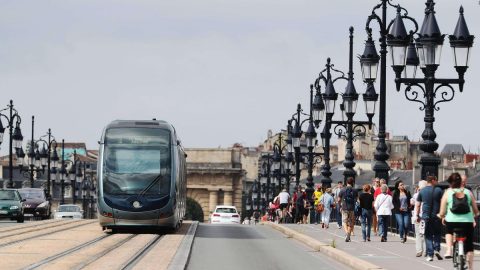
[245,172,479,269]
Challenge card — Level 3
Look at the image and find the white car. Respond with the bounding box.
[54,204,83,219]
[210,205,240,224]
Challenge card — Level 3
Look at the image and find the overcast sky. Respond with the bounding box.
[0,0,478,153]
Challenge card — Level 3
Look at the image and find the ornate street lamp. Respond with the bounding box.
[390,2,474,179]
[362,0,417,182]
[0,100,23,188]
[318,27,377,186]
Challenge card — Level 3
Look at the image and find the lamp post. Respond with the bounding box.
[389,2,473,179]
[286,85,325,206]
[16,116,48,188]
[56,140,82,205]
[36,129,57,198]
[321,27,378,185]
[0,100,23,188]
[361,0,417,182]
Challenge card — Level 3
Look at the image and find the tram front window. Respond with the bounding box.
[103,127,171,196]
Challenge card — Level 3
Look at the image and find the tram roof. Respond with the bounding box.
[106,120,173,130]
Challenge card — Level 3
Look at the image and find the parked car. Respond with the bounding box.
[18,188,50,219]
[210,205,240,224]
[54,204,83,219]
[0,189,25,223]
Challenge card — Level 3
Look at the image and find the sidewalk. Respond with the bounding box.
[278,223,480,270]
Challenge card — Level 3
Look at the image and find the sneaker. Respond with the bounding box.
[416,252,423,257]
[337,225,342,229]
[367,238,371,242]
[434,252,443,260]
[426,256,433,262]
[345,234,351,242]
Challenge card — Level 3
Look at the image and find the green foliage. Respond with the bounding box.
[185,197,204,222]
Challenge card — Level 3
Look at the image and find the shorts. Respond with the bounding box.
[445,221,474,252]
[280,203,288,210]
[342,210,355,227]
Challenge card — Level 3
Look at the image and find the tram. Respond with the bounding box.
[97,120,187,231]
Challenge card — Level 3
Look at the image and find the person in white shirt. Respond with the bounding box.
[411,180,427,257]
[278,189,290,223]
[374,184,394,242]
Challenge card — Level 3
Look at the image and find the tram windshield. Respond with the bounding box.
[103,127,171,196]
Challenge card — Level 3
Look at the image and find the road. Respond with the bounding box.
[0,220,35,228]
[187,223,350,270]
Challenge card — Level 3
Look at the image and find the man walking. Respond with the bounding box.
[338,177,358,242]
[415,175,443,261]
[277,189,290,223]
[333,181,343,229]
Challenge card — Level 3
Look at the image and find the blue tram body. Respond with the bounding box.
[97,120,187,231]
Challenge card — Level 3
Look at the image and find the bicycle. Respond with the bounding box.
[452,228,466,270]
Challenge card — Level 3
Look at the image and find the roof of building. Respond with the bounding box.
[441,144,466,156]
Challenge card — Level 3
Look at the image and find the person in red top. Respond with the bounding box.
[374,178,391,199]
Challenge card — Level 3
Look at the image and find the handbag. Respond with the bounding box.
[316,195,325,213]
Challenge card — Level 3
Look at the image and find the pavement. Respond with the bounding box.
[271,222,480,270]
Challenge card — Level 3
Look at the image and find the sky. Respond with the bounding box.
[0,0,478,153]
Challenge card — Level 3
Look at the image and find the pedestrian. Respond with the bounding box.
[303,199,311,224]
[392,180,412,243]
[438,173,479,264]
[277,189,290,223]
[319,188,334,229]
[411,180,427,257]
[333,181,344,229]
[374,178,391,199]
[359,184,374,242]
[374,184,393,242]
[338,177,358,242]
[313,186,323,225]
[415,175,443,261]
[371,178,381,236]
[294,187,305,224]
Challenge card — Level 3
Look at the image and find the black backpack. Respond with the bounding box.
[450,190,470,214]
[344,187,354,206]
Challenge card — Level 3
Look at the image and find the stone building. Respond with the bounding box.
[185,147,247,222]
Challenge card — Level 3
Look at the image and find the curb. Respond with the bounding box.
[167,221,199,270]
[266,222,384,270]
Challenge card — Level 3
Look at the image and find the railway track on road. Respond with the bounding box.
[0,220,96,248]
[21,233,165,270]
[0,219,64,234]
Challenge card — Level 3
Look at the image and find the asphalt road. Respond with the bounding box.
[187,223,350,270]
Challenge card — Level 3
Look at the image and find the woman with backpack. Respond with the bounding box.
[437,173,479,269]
[392,180,412,243]
[374,184,394,242]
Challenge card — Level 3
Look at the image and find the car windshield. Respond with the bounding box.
[0,190,20,200]
[215,208,237,214]
[58,205,80,212]
[103,127,171,195]
[18,190,45,200]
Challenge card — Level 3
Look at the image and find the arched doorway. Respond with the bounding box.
[185,197,204,222]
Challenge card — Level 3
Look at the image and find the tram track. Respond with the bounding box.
[0,219,64,234]
[120,234,164,270]
[21,233,165,270]
[0,220,81,240]
[0,220,95,249]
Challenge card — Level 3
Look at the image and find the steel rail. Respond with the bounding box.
[120,235,164,270]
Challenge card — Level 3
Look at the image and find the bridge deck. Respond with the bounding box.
[279,223,480,270]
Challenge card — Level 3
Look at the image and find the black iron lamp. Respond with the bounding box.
[359,32,380,83]
[449,6,474,91]
[363,83,379,126]
[387,7,411,71]
[311,86,325,128]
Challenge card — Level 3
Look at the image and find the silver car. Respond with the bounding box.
[54,204,83,219]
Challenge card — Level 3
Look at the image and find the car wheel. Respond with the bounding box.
[17,215,24,223]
